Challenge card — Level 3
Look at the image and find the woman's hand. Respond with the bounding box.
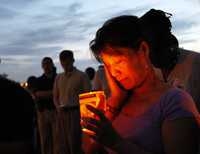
[82,105,123,148]
[104,66,128,119]
[104,65,127,100]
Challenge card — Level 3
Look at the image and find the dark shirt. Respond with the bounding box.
[36,73,56,111]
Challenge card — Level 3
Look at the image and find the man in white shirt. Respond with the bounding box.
[53,50,91,154]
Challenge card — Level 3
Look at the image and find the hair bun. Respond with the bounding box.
[139,9,179,71]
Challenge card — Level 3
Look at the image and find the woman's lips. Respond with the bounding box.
[118,78,128,83]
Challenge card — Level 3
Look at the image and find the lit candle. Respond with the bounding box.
[79,91,106,135]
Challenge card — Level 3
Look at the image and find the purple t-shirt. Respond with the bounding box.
[109,88,199,154]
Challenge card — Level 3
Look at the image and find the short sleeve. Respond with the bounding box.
[161,89,199,121]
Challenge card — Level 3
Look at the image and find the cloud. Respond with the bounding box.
[0,2,101,57]
[68,2,82,13]
[173,22,196,36]
[110,7,151,17]
[19,25,67,44]
[0,6,18,19]
[0,44,61,56]
[0,0,38,8]
[173,19,198,33]
[179,38,197,44]
[183,0,200,5]
[3,21,88,56]
[0,55,38,64]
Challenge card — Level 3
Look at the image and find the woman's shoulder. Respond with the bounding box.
[159,87,199,120]
[161,87,193,104]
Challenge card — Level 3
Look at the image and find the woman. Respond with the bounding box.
[83,15,199,154]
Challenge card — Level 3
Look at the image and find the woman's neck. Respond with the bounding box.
[132,69,169,98]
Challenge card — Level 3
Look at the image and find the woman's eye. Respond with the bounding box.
[115,60,123,65]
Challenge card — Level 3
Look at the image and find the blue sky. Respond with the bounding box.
[0,0,200,82]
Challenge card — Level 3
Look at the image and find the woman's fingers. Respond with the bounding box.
[82,117,105,137]
[86,105,107,121]
[104,65,120,95]
[82,117,101,127]
[83,122,98,133]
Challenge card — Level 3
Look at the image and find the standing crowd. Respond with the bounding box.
[0,8,200,154]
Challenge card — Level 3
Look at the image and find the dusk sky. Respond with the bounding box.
[0,0,200,82]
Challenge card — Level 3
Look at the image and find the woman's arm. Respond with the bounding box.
[83,105,154,154]
[84,100,199,154]
[162,117,198,154]
[110,120,199,154]
[161,89,199,154]
[103,66,128,120]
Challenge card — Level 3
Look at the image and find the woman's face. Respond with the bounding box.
[42,60,53,75]
[100,44,149,90]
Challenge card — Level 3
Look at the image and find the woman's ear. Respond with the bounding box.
[139,41,150,58]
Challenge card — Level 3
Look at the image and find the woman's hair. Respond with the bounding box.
[41,57,57,74]
[90,10,179,71]
[42,57,54,65]
[139,9,180,71]
[27,76,38,90]
[90,15,143,62]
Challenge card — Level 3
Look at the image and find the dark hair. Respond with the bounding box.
[85,67,96,80]
[42,57,54,65]
[90,15,143,62]
[27,76,38,91]
[0,77,35,142]
[139,9,180,70]
[59,50,74,61]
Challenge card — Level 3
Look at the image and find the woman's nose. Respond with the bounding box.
[110,67,120,79]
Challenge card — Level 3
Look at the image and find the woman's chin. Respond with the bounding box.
[120,81,133,90]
